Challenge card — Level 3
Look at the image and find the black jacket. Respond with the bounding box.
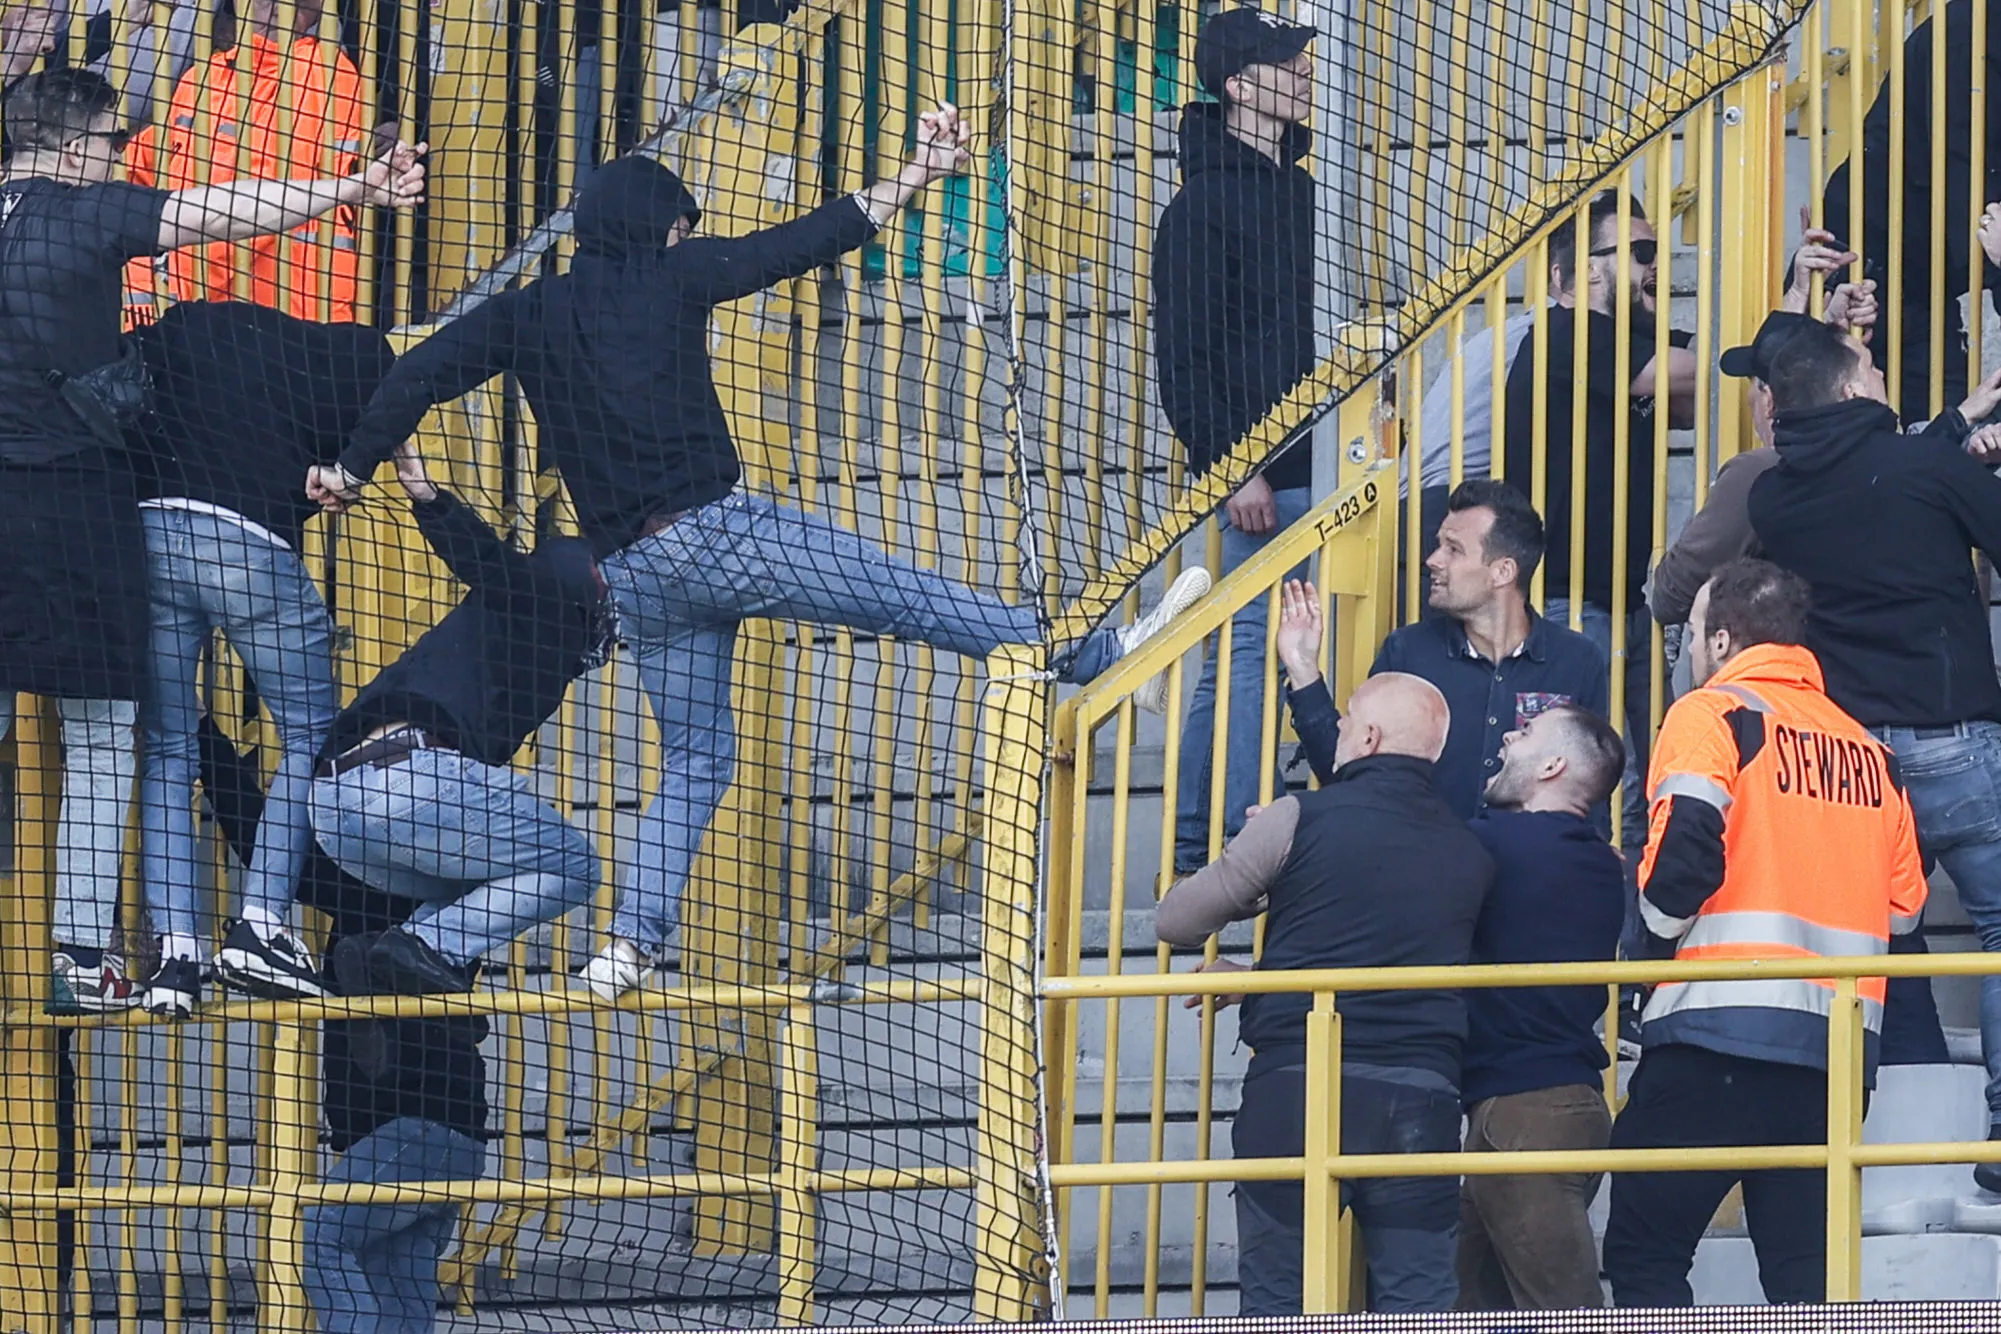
[135,301,397,549]
[1820,0,2001,412]
[1151,102,1314,493]
[321,490,609,766]
[341,157,881,556]
[1242,754,1493,1082]
[1749,397,2001,728]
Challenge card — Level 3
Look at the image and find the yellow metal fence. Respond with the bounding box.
[12,0,1997,1323]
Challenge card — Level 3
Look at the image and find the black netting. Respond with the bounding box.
[0,0,1830,1328]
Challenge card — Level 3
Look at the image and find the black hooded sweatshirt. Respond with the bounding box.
[1150,102,1314,494]
[1749,397,2001,729]
[340,156,880,557]
[135,301,397,550]
[318,488,609,766]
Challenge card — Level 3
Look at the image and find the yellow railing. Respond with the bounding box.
[16,0,1989,1322]
[1041,952,2001,1312]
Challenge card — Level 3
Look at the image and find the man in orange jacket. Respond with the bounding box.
[1604,558,1928,1306]
[125,0,366,323]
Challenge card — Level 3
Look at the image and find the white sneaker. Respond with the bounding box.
[1125,567,1213,714]
[580,939,650,1002]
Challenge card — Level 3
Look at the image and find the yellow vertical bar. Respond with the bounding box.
[1885,0,1907,416]
[867,0,911,968]
[1485,284,1506,480]
[971,647,1050,1320]
[1300,991,1344,1314]
[1973,0,1990,388]
[1567,209,1590,621]
[1093,700,1136,1316]
[1447,310,1467,487]
[1649,144,1672,741]
[1403,343,1424,618]
[1690,100,1716,497]
[1609,186,1632,854]
[1825,976,1864,1301]
[1718,71,1773,459]
[1522,245,1550,608]
[395,0,422,322]
[262,1020,315,1333]
[775,1007,820,1325]
[1,697,58,1334]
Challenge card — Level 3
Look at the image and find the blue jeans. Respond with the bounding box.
[139,508,337,938]
[308,749,599,966]
[600,491,1123,952]
[1545,597,1655,854]
[1873,722,2001,1122]
[1174,486,1313,871]
[304,1117,484,1334]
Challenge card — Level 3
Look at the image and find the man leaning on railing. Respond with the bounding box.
[1156,673,1492,1314]
[1604,559,1928,1306]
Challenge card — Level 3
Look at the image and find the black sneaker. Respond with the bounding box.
[213,919,327,1000]
[367,928,474,995]
[1976,1127,2001,1196]
[142,957,203,1019]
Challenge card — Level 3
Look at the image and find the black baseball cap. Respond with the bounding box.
[1718,311,1821,382]
[1195,6,1316,97]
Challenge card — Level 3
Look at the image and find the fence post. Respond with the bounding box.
[1,696,59,1334]
[1301,991,1344,1313]
[1824,975,1864,1301]
[261,1019,316,1333]
[776,1005,821,1325]
[972,646,1050,1320]
[1716,57,1784,463]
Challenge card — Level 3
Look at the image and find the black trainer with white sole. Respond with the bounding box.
[143,957,204,1019]
[213,919,327,999]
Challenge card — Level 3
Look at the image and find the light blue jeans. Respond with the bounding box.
[1545,597,1655,855]
[139,508,337,938]
[304,1117,484,1334]
[599,491,1124,952]
[308,749,599,966]
[1872,722,2001,1123]
[1173,485,1313,872]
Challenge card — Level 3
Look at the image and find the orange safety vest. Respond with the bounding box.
[123,31,366,324]
[1636,642,1927,1069]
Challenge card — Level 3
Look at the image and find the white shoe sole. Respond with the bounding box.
[215,948,327,1000]
[1131,567,1214,714]
[143,988,198,1019]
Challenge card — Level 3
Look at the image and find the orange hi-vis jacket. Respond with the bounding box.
[1634,642,1927,1080]
[123,31,365,324]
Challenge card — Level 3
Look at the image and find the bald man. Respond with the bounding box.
[1158,673,1495,1314]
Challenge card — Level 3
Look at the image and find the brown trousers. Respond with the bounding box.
[1456,1082,1612,1310]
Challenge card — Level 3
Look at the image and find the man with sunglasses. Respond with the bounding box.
[0,66,424,1013]
[1501,191,1695,856]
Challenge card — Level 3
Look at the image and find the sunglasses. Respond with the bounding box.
[1589,238,1659,266]
[74,127,132,153]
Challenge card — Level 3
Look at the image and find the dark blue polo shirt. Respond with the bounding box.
[1462,809,1626,1105]
[1287,612,1610,819]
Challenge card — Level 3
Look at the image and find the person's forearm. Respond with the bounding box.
[853,162,934,227]
[158,174,365,250]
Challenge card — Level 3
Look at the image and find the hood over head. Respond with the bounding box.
[571,155,702,261]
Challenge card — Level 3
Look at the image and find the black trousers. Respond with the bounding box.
[1603,1043,1851,1307]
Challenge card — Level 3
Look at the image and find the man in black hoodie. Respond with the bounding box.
[1156,673,1492,1313]
[306,434,611,997]
[1152,5,1317,872]
[131,301,397,1019]
[311,104,1207,1000]
[1747,317,2001,1186]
